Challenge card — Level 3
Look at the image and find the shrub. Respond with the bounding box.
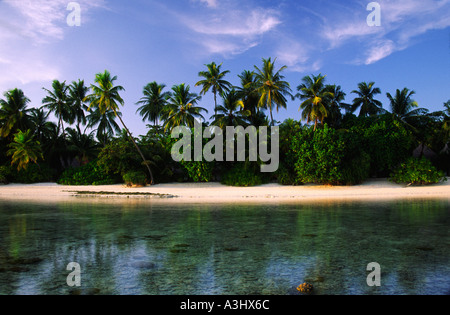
[339,129,371,185]
[180,160,214,182]
[221,162,268,187]
[275,163,301,186]
[277,119,303,185]
[341,151,371,185]
[97,138,144,177]
[4,163,57,184]
[123,171,147,187]
[98,133,179,184]
[0,165,11,184]
[290,125,372,185]
[291,125,346,185]
[390,157,447,185]
[58,160,119,185]
[350,115,414,177]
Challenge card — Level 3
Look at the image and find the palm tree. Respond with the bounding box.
[387,88,430,156]
[161,83,207,132]
[296,74,333,131]
[429,100,450,142]
[443,100,450,140]
[7,129,44,171]
[254,57,292,125]
[42,80,73,139]
[195,62,232,116]
[0,88,32,139]
[41,122,68,171]
[86,107,121,146]
[136,82,169,126]
[386,88,428,126]
[68,80,89,131]
[236,70,260,120]
[323,84,349,128]
[85,70,155,184]
[29,107,54,143]
[236,70,269,127]
[350,82,383,117]
[66,127,99,165]
[211,89,249,128]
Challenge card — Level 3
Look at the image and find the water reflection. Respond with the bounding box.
[0,199,449,295]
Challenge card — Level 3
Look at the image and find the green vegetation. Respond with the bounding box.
[390,157,447,186]
[221,162,269,187]
[296,74,333,131]
[160,84,207,133]
[7,129,44,171]
[123,171,147,187]
[290,124,371,185]
[181,160,214,183]
[58,161,118,186]
[1,163,55,184]
[253,57,292,126]
[0,60,448,187]
[195,62,232,117]
[349,82,383,117]
[86,70,155,184]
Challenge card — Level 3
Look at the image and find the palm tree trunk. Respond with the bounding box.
[214,91,217,117]
[270,108,274,126]
[113,109,155,185]
[58,105,66,140]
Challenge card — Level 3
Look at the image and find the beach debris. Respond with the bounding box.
[67,190,177,199]
[297,282,314,294]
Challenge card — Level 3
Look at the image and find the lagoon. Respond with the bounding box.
[0,199,449,295]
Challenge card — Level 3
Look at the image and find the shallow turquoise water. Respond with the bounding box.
[0,199,449,295]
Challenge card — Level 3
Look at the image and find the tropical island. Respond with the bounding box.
[1,59,449,296]
[0,59,448,199]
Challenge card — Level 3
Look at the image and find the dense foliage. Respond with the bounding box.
[0,163,56,184]
[221,162,269,187]
[58,161,118,185]
[352,115,414,177]
[276,119,302,185]
[0,65,448,187]
[123,171,147,187]
[289,124,371,185]
[181,160,215,182]
[390,157,447,186]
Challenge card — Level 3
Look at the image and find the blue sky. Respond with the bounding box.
[0,0,449,136]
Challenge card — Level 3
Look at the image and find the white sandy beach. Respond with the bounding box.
[0,178,449,204]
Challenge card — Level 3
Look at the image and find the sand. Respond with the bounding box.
[0,178,449,204]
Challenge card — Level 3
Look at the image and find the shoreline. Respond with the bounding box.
[0,178,449,205]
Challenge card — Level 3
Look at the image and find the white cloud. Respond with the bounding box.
[177,7,281,56]
[200,38,259,56]
[3,0,105,42]
[274,39,321,73]
[364,39,396,65]
[320,0,450,64]
[186,8,281,37]
[2,55,60,86]
[0,0,104,91]
[322,22,381,49]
